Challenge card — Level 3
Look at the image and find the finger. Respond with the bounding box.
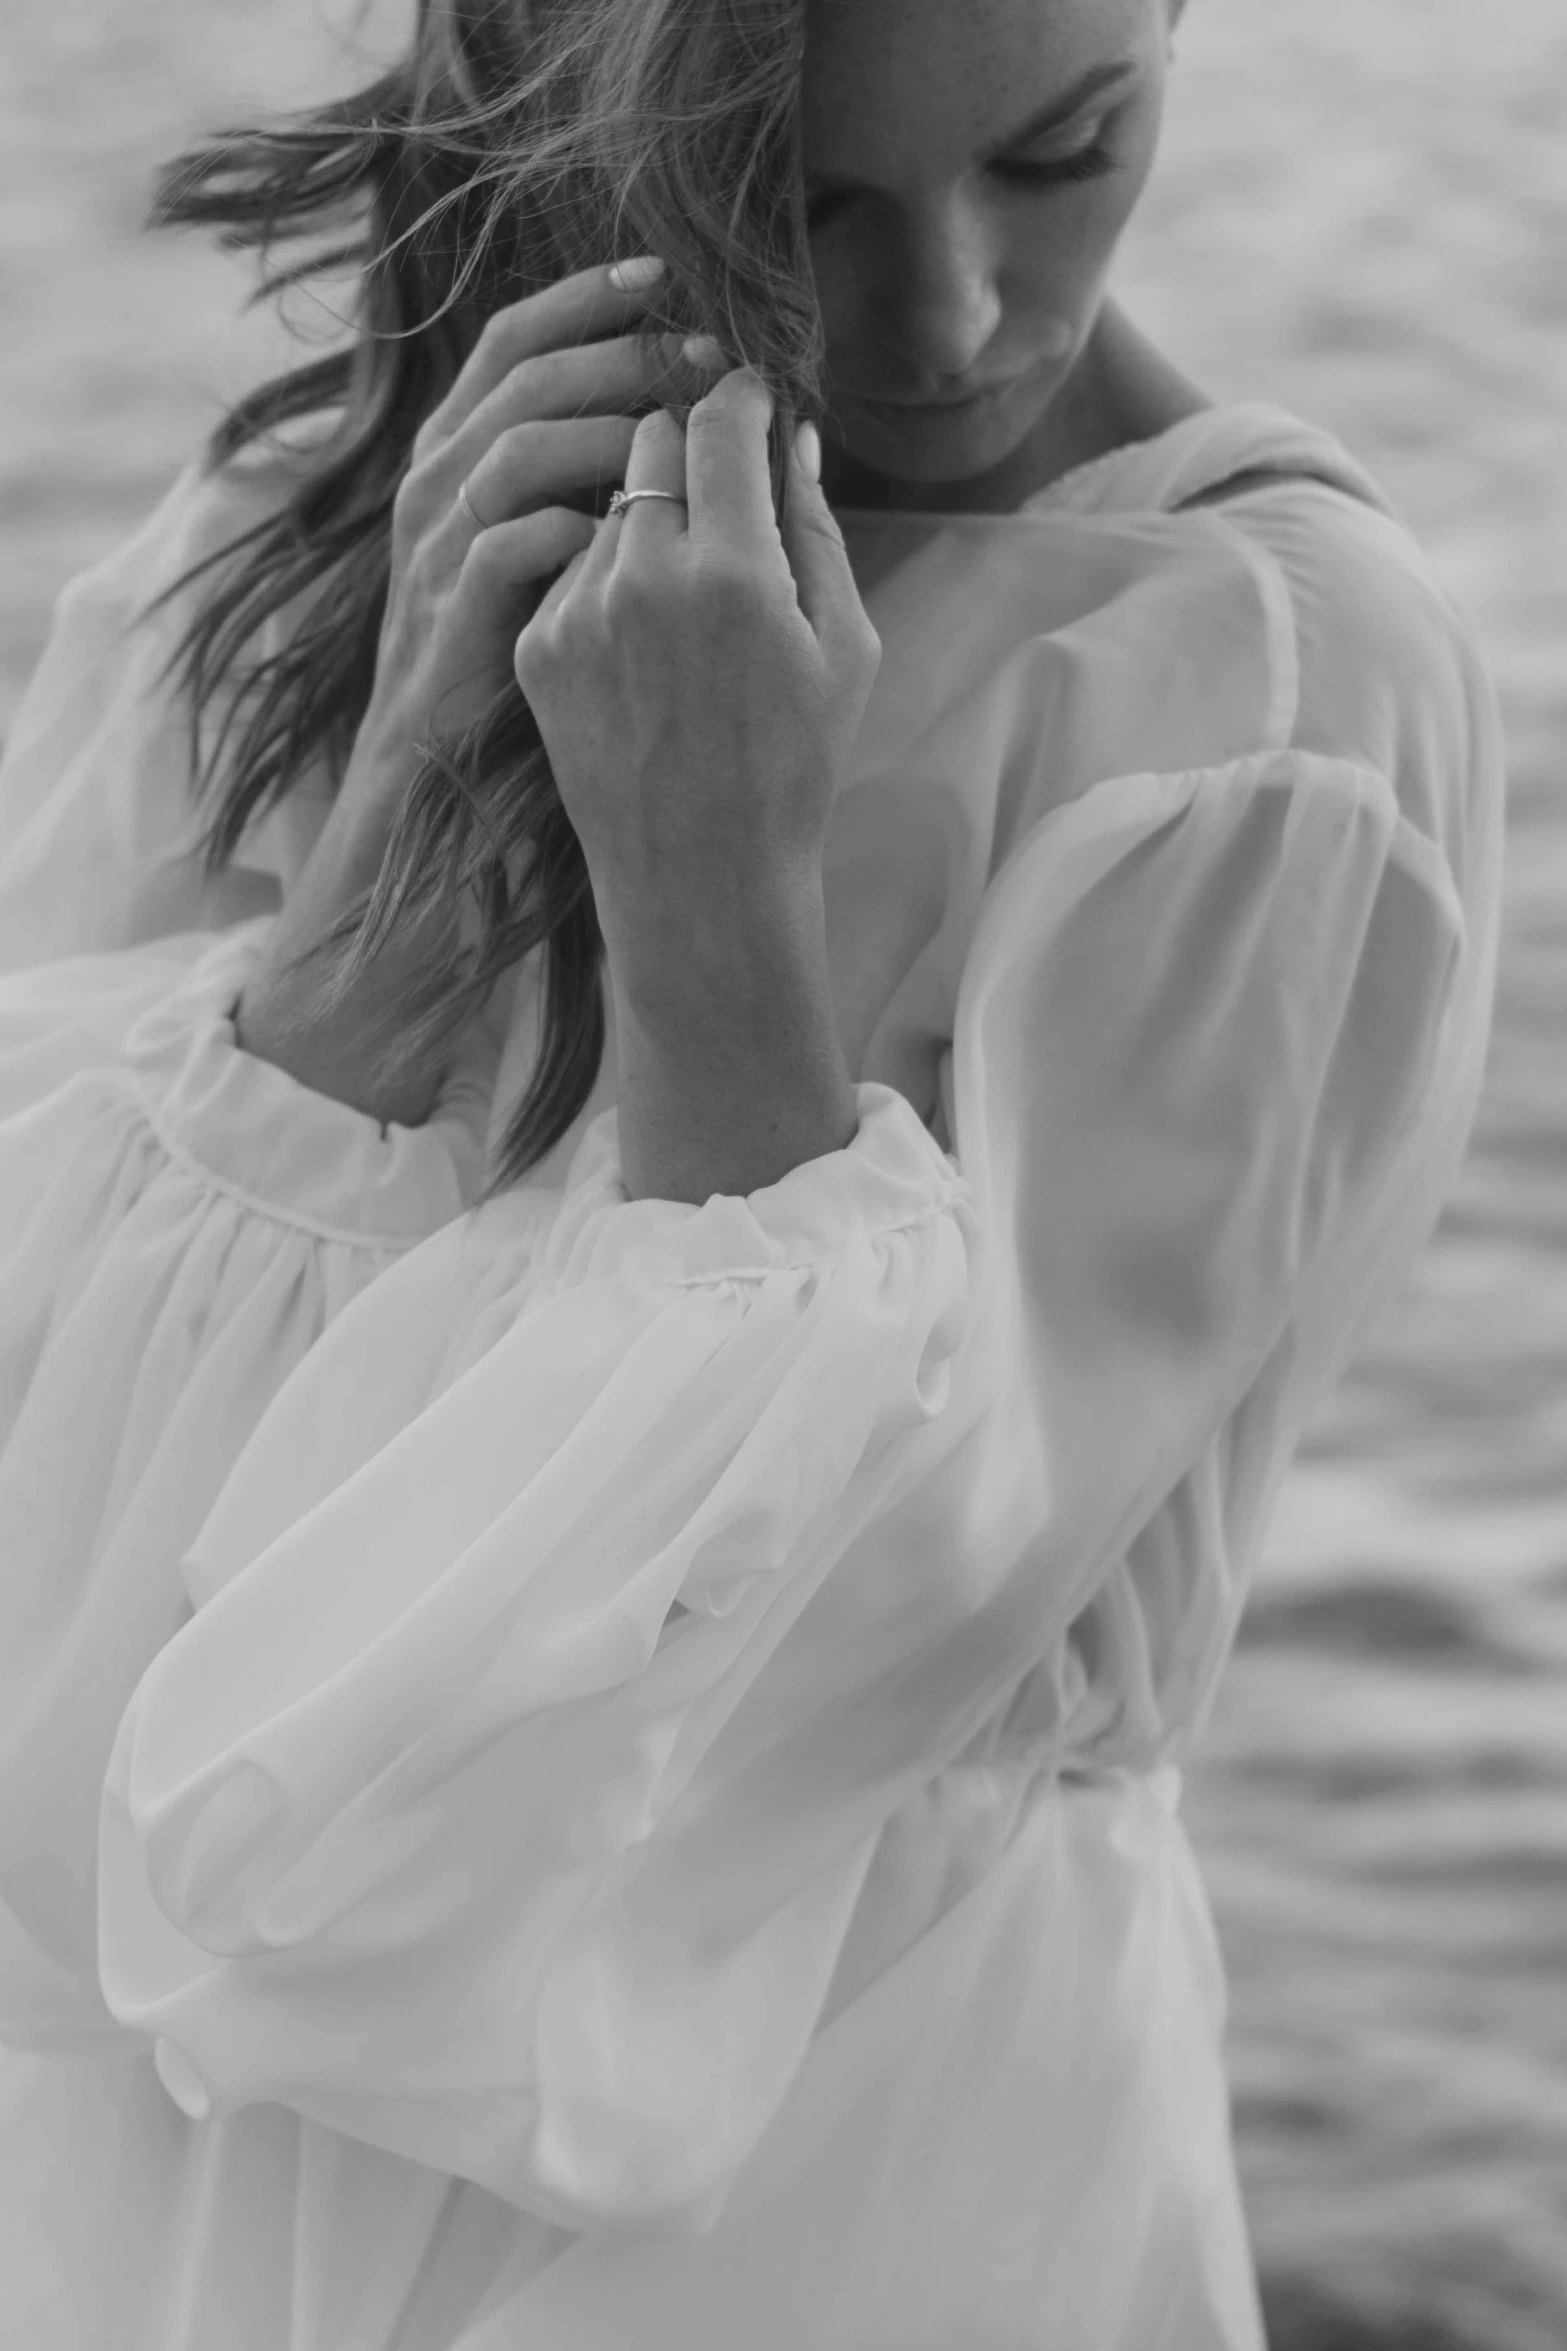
[434,257,673,441]
[462,415,639,529]
[598,407,690,570]
[453,327,724,473]
[514,539,595,687]
[684,368,779,554]
[779,425,861,647]
[455,504,598,637]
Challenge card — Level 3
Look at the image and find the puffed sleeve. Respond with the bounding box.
[94,744,1494,2235]
[0,453,298,966]
[0,464,496,2054]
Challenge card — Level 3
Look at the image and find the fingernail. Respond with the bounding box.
[610,255,665,291]
[681,333,727,371]
[795,420,822,484]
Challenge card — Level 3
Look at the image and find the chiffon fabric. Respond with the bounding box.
[0,400,1503,2349]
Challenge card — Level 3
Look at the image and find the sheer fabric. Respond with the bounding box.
[0,401,1503,2348]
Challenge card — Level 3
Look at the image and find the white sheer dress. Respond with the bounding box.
[0,398,1504,2349]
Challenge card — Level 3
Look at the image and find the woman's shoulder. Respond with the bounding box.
[213,405,347,494]
[178,404,348,555]
[1167,404,1502,869]
[966,397,1500,906]
[61,408,345,644]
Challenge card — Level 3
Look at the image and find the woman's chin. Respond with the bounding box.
[826,375,1060,500]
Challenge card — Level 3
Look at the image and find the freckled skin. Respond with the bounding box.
[801,0,1206,513]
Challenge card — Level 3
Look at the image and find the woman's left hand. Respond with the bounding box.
[512,366,881,999]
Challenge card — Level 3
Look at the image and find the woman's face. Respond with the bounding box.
[800,0,1182,496]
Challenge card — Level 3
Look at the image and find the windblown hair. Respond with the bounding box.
[137,0,824,1198]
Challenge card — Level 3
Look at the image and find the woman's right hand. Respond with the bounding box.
[234,256,725,1124]
[339,254,726,863]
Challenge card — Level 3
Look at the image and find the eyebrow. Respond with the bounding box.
[993,57,1140,150]
[804,57,1139,193]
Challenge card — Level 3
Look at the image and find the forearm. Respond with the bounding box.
[233,793,459,1131]
[611,881,859,1206]
[234,779,857,1187]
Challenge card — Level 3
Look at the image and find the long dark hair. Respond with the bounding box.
[137,0,825,1199]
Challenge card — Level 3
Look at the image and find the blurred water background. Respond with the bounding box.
[2,2,1563,2345]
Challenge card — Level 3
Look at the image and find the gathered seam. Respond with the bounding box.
[652,1192,972,1293]
[124,1074,447,1254]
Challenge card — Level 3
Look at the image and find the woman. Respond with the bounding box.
[0,0,1503,2343]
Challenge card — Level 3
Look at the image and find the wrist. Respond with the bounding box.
[235,788,459,1129]
[234,974,452,1131]
[604,867,831,1031]
[609,878,858,1205]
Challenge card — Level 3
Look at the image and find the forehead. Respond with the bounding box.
[800,0,1155,159]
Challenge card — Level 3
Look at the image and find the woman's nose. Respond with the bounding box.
[874,193,1004,388]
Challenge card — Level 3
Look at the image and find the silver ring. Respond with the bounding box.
[607,489,689,518]
[458,478,487,532]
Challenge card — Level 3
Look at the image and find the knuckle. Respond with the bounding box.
[647,329,692,383]
[789,511,836,570]
[689,556,763,617]
[693,365,765,417]
[631,405,682,454]
[514,593,545,642]
[694,551,750,596]
[492,417,545,473]
[801,500,846,550]
[519,347,572,412]
[472,308,513,365]
[536,506,595,566]
[391,461,429,536]
[601,565,647,620]
[460,527,500,581]
[517,597,565,654]
[841,618,882,690]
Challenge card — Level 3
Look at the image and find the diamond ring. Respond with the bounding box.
[607,489,690,518]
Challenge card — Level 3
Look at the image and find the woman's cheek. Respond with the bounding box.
[806,241,864,378]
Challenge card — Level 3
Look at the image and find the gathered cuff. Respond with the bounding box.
[534,1081,966,1296]
[121,918,494,1246]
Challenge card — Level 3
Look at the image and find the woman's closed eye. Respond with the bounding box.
[806,135,1122,228]
[993,137,1123,191]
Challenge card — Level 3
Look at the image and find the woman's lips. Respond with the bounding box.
[844,356,1072,427]
[841,326,1077,422]
[848,380,1021,417]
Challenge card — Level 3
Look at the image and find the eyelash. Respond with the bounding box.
[806,140,1120,227]
[993,139,1120,191]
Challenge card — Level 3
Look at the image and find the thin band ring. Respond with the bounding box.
[607,489,689,518]
[458,478,487,532]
